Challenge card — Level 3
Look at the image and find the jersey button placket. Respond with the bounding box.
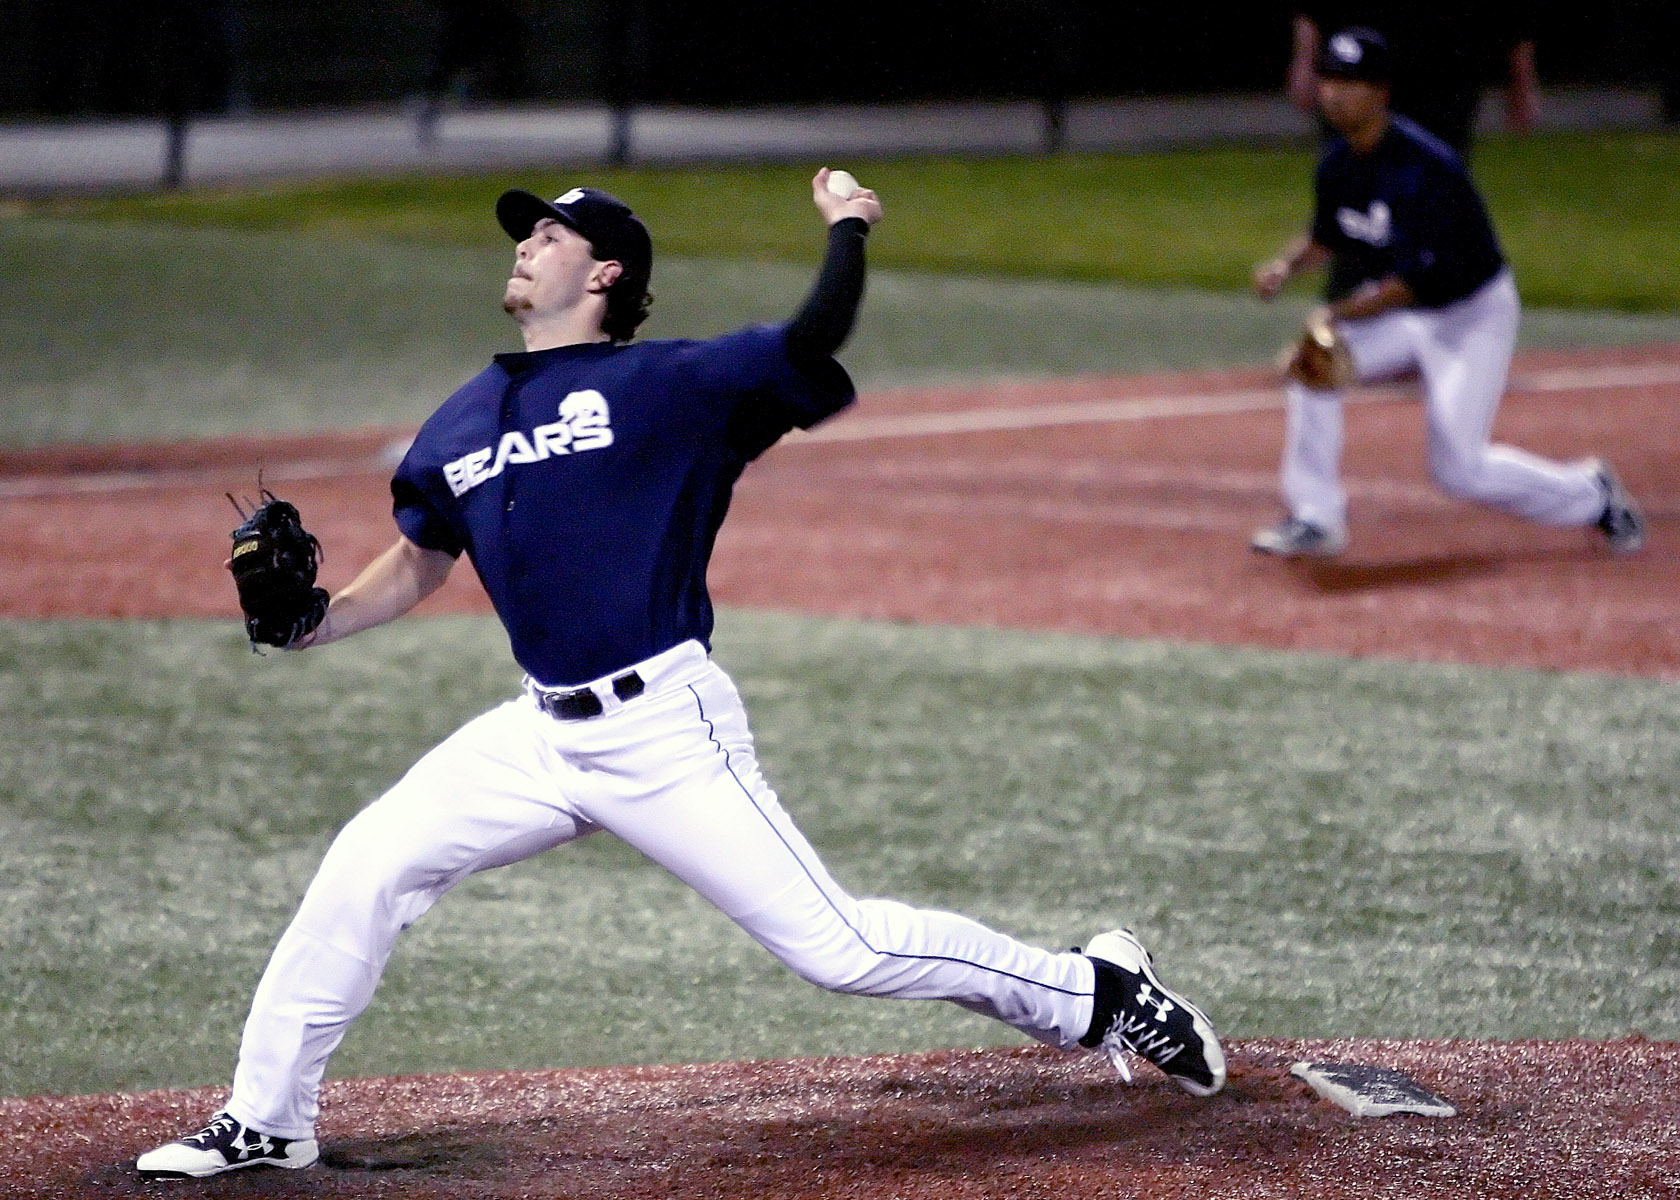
[501,379,525,553]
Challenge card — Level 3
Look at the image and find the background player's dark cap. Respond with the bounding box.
[496,186,653,284]
[1318,27,1392,84]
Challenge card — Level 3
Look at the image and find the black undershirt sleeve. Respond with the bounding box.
[785,216,869,368]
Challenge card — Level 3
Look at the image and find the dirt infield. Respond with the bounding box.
[3,344,1675,674]
[2,1038,1678,1199]
[3,345,1678,1196]
[8,1039,1680,1198]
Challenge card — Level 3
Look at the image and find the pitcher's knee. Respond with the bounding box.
[301,813,449,933]
[779,944,885,995]
[759,917,908,996]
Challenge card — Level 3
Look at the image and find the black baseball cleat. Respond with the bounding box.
[136,1112,319,1178]
[1080,928,1226,1096]
[1589,458,1646,554]
[1249,516,1347,558]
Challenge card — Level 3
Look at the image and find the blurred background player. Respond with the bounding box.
[1283,2,1539,155]
[1250,27,1645,559]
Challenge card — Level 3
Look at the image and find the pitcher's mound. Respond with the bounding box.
[5,1035,1675,1199]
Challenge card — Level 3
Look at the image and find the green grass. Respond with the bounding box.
[0,217,1306,446]
[2,612,1677,1099]
[5,131,1674,449]
[4,213,1677,449]
[5,133,1676,448]
[22,132,1680,310]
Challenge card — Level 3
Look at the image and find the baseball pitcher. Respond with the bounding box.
[137,171,1225,1178]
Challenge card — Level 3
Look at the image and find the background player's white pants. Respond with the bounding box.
[1280,270,1604,535]
[227,641,1095,1140]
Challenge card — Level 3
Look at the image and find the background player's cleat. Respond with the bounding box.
[136,1112,318,1177]
[1249,517,1347,558]
[1080,928,1226,1096]
[1589,459,1646,554]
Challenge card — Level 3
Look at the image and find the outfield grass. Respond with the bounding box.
[3,215,1676,448]
[25,132,1680,310]
[1,613,1676,1099]
[6,133,1676,447]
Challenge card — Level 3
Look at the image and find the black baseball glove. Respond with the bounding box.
[227,488,329,651]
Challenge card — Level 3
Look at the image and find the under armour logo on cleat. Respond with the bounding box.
[1136,983,1175,1022]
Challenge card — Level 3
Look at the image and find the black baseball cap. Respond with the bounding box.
[1318,27,1392,84]
[495,186,653,285]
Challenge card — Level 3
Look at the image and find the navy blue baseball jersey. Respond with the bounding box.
[391,322,852,686]
[1312,115,1505,308]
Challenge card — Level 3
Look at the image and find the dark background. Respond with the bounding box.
[0,0,1673,117]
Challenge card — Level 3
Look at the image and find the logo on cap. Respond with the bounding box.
[555,188,586,206]
[1329,33,1362,64]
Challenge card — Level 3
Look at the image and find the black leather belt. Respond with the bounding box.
[535,671,646,720]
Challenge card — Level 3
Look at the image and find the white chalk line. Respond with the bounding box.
[809,455,1461,511]
[2,360,1674,499]
[792,361,1680,446]
[792,387,1284,444]
[0,450,407,501]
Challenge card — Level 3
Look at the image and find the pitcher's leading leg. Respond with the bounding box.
[1079,928,1225,1095]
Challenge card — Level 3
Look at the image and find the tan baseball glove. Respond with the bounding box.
[1278,312,1355,390]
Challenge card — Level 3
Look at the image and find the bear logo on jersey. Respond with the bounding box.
[443,389,616,497]
[1336,201,1392,247]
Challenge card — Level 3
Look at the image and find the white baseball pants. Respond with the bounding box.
[226,640,1096,1139]
[1280,270,1604,536]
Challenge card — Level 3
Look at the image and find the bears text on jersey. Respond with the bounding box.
[443,389,615,497]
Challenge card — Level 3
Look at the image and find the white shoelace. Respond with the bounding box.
[1102,1036,1136,1083]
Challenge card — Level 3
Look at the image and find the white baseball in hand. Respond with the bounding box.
[825,169,860,199]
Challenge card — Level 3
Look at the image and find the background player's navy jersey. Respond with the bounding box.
[1312,115,1506,308]
[391,322,853,686]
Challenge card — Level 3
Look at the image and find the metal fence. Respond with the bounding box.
[4,1,1673,118]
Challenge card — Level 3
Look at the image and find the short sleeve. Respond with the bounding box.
[1310,157,1340,247]
[1386,164,1490,306]
[391,465,465,557]
[681,323,856,458]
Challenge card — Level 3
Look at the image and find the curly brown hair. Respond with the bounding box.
[601,273,653,344]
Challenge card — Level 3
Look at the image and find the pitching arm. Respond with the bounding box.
[785,169,884,365]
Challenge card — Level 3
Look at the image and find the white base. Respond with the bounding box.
[1291,1061,1457,1118]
